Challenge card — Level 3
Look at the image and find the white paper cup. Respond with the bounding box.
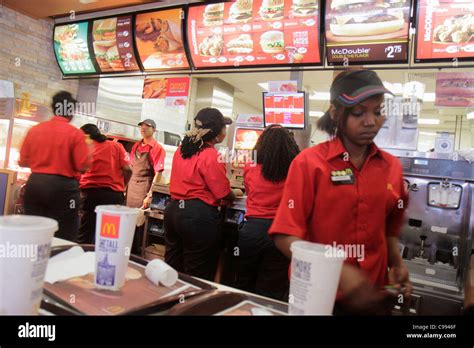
[94,205,139,291]
[0,215,58,315]
[289,241,346,315]
[145,259,178,287]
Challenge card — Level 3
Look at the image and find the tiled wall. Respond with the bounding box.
[0,5,79,105]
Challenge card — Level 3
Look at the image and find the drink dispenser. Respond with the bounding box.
[390,151,474,315]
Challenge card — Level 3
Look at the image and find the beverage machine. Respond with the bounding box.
[389,150,474,315]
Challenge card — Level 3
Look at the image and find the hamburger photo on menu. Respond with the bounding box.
[229,0,253,23]
[203,3,225,26]
[291,0,319,17]
[93,18,121,72]
[259,0,285,21]
[327,0,409,38]
[260,31,285,53]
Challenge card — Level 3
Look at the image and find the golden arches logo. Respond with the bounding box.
[101,223,117,237]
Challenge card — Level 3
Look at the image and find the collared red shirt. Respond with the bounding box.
[131,139,165,172]
[170,145,231,206]
[19,116,91,178]
[244,163,285,219]
[80,140,130,192]
[269,137,407,287]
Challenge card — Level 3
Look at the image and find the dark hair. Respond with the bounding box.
[317,102,351,137]
[51,91,77,117]
[80,123,107,143]
[255,125,300,183]
[180,108,226,159]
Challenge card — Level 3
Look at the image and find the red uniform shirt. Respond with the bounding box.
[269,137,407,287]
[80,140,130,192]
[19,116,91,178]
[131,139,165,172]
[170,145,231,206]
[244,163,285,219]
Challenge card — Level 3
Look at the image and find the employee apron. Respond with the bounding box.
[126,147,154,208]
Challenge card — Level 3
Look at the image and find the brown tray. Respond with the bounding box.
[41,244,216,316]
[167,290,288,316]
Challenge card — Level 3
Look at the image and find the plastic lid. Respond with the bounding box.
[95,205,139,215]
[290,241,346,260]
[0,215,58,234]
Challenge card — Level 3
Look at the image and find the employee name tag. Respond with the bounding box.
[331,168,355,185]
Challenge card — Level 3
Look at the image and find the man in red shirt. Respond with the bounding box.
[19,91,91,241]
[78,124,131,244]
[126,119,165,209]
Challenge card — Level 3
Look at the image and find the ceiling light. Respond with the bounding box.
[309,111,324,117]
[309,92,330,100]
[79,0,98,3]
[258,83,268,91]
[422,93,436,102]
[467,112,474,120]
[418,118,440,125]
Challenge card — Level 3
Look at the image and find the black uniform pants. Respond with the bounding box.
[77,187,125,244]
[235,217,290,302]
[164,199,221,281]
[23,173,80,242]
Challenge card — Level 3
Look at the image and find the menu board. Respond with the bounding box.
[53,22,97,75]
[416,0,474,62]
[92,16,139,73]
[234,128,263,150]
[325,0,411,65]
[435,72,474,107]
[187,0,321,69]
[135,8,190,70]
[263,92,305,129]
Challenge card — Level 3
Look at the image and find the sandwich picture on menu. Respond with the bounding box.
[291,0,318,17]
[329,0,406,37]
[259,0,285,21]
[260,31,285,53]
[93,18,118,72]
[226,34,254,54]
[229,0,253,23]
[203,3,225,26]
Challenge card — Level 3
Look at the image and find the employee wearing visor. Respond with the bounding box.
[19,91,91,241]
[165,108,241,281]
[270,70,412,313]
[126,119,165,209]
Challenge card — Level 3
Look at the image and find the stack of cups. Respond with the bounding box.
[94,205,139,291]
[0,215,58,315]
[289,241,346,315]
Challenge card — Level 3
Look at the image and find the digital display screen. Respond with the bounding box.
[263,91,305,129]
[187,0,321,69]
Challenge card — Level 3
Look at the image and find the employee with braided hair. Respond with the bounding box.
[164,108,241,281]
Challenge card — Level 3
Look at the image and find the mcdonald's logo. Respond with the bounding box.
[100,214,121,239]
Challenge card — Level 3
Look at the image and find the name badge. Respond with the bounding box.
[331,168,355,185]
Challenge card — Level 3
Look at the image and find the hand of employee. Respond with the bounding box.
[388,263,412,298]
[142,194,152,209]
[232,188,244,197]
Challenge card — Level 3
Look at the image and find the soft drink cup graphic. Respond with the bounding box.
[94,205,139,291]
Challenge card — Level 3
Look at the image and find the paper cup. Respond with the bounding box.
[289,241,346,315]
[94,205,139,291]
[145,259,178,287]
[0,215,58,315]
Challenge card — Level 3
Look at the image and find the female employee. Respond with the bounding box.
[269,70,412,310]
[77,124,131,244]
[165,108,239,281]
[235,125,300,301]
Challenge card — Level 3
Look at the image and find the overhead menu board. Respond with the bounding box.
[134,8,190,70]
[325,0,411,65]
[92,16,139,73]
[187,0,322,69]
[53,22,97,75]
[263,91,306,129]
[415,0,474,62]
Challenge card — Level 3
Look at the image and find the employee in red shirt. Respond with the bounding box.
[77,124,131,244]
[235,125,300,301]
[126,119,165,209]
[165,108,240,281]
[19,91,91,241]
[270,70,412,312]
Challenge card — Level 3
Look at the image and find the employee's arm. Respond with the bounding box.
[18,133,31,168]
[122,165,132,187]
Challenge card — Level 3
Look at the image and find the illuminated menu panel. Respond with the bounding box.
[263,92,305,129]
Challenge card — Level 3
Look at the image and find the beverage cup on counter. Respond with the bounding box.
[145,259,178,287]
[94,205,139,291]
[0,215,58,315]
[289,241,346,315]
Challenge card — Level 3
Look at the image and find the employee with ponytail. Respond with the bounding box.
[78,124,131,244]
[165,108,239,281]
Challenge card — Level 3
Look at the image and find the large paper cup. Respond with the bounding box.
[94,205,139,291]
[145,259,178,287]
[289,241,346,315]
[0,215,58,315]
